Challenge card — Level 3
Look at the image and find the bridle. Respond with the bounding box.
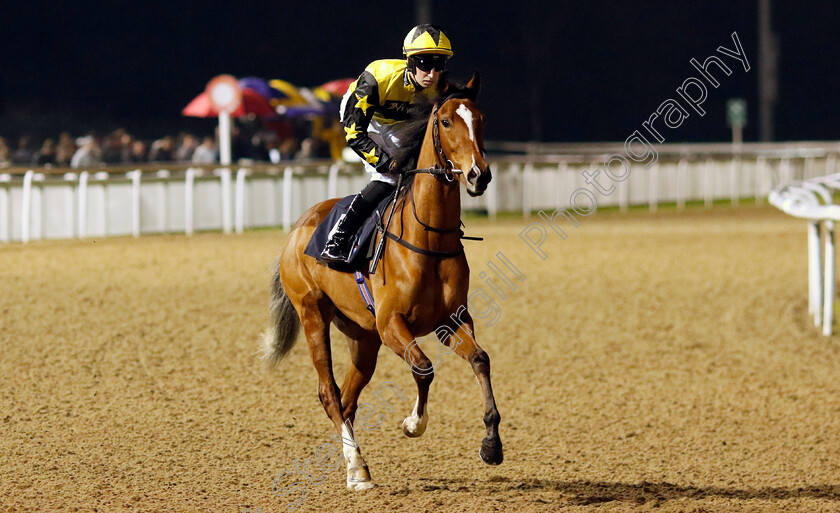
[404,97,469,235]
[431,103,457,183]
[372,94,484,263]
[404,104,465,181]
[430,94,472,183]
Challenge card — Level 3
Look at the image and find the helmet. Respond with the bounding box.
[402,24,453,58]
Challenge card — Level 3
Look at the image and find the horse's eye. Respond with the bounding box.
[441,119,450,128]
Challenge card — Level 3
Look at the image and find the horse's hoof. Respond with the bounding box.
[346,466,374,491]
[401,415,428,438]
[347,479,375,491]
[402,408,429,438]
[479,437,504,465]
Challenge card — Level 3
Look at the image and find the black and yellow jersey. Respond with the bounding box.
[340,59,435,173]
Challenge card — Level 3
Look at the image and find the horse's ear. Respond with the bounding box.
[436,71,450,95]
[466,71,481,98]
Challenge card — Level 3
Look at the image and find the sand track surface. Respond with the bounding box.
[3,206,840,512]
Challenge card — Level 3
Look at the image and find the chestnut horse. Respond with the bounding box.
[262,73,502,490]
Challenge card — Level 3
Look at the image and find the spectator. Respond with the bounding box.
[127,140,147,163]
[294,137,331,160]
[294,138,315,160]
[119,132,136,163]
[175,133,198,162]
[230,127,249,162]
[12,136,35,165]
[266,138,281,164]
[247,134,270,162]
[0,137,10,167]
[148,136,174,162]
[191,136,217,164]
[34,138,57,167]
[70,135,102,169]
[277,138,298,161]
[101,129,126,164]
[56,132,76,167]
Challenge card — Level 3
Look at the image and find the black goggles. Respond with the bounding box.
[412,55,447,72]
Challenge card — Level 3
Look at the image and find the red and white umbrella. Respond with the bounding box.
[182,88,275,118]
[318,78,355,97]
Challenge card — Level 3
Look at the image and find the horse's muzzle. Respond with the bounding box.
[467,165,492,196]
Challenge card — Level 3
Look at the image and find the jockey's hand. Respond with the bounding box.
[376,159,399,175]
[390,155,416,175]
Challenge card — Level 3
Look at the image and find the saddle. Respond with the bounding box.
[303,194,393,273]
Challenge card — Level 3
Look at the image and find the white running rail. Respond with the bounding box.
[0,144,838,244]
[769,173,840,335]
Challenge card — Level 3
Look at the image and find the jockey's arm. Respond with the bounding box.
[341,72,397,174]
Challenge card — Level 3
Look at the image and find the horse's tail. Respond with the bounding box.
[261,265,301,369]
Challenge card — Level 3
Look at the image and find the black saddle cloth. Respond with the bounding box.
[303,194,393,273]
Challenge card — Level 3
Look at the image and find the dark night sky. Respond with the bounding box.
[3,1,838,143]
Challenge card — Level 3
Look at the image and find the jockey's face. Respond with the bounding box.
[409,54,447,89]
[412,67,440,89]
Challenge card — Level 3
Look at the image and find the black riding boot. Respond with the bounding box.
[320,181,395,263]
[320,196,368,262]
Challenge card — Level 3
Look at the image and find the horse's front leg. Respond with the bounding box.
[379,313,434,437]
[446,312,503,465]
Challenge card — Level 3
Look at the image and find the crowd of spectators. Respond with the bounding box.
[0,119,346,170]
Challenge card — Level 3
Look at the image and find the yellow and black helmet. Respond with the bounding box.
[402,24,453,58]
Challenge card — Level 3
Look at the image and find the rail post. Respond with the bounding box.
[824,220,836,336]
[328,162,340,199]
[282,166,293,231]
[219,168,232,234]
[235,167,247,234]
[185,168,196,236]
[78,171,89,239]
[676,159,687,211]
[128,170,142,238]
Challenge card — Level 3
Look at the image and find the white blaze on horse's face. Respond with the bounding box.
[449,101,490,197]
[456,104,478,172]
[456,104,476,144]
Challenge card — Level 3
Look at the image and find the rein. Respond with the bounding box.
[375,172,465,259]
[383,231,463,258]
[410,183,461,234]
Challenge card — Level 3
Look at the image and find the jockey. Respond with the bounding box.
[320,24,453,263]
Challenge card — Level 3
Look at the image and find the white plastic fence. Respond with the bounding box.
[1,142,838,244]
[769,172,840,336]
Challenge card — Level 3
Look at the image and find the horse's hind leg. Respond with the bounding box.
[300,300,374,490]
[446,312,503,465]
